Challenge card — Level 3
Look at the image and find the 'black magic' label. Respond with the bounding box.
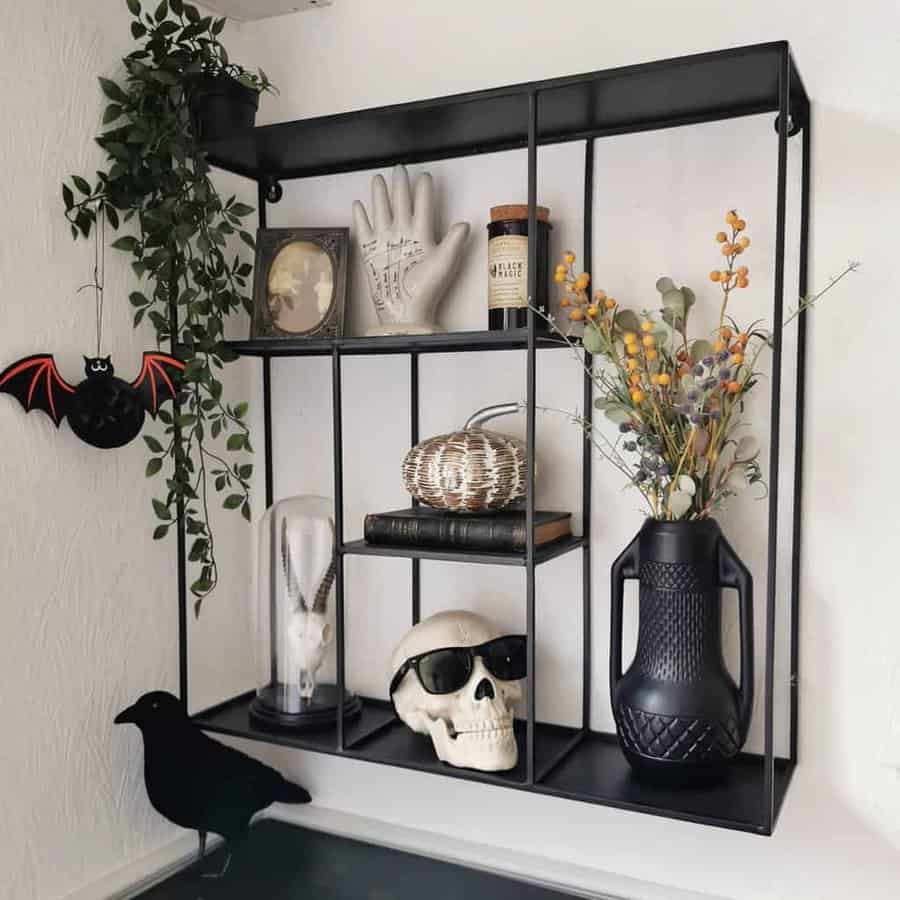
[488,235,528,309]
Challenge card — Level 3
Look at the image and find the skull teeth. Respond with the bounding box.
[452,716,514,736]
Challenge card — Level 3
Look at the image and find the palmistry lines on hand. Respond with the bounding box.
[353,166,469,330]
[360,236,425,319]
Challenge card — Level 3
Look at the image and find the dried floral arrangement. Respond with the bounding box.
[543,211,857,520]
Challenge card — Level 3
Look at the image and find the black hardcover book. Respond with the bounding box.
[363,508,572,553]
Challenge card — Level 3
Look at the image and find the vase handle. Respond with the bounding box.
[718,534,754,735]
[610,532,640,691]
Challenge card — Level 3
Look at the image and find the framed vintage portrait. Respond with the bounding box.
[250,228,349,340]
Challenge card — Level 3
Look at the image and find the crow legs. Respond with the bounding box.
[201,852,232,879]
[195,829,247,880]
[195,829,232,879]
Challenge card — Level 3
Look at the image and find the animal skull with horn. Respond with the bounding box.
[283,516,335,701]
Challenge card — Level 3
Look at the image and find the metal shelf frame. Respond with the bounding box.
[178,42,810,835]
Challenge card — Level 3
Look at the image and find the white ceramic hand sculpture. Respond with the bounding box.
[352,165,470,336]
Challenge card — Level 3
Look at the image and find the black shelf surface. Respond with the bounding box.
[540,732,795,834]
[226,328,567,358]
[342,535,586,567]
[348,712,582,790]
[204,43,807,181]
[194,693,793,833]
[193,691,399,754]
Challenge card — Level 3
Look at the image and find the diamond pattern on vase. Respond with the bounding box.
[639,559,711,592]
[615,703,741,762]
[634,587,712,681]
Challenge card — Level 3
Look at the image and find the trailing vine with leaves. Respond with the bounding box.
[62,0,276,612]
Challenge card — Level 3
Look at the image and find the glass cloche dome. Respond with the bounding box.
[249,494,361,730]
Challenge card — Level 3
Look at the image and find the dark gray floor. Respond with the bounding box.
[136,819,581,899]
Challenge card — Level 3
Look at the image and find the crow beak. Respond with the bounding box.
[114,705,136,725]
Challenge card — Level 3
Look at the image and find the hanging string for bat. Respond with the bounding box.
[76,203,106,357]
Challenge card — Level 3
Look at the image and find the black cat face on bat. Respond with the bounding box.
[84,355,113,377]
[0,351,184,449]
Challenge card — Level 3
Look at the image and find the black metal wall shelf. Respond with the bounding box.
[177,41,811,837]
[341,535,586,567]
[194,693,793,834]
[203,42,805,181]
[226,328,566,358]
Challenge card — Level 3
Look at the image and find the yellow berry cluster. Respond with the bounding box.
[555,251,615,322]
[709,210,751,290]
[717,325,751,395]
[622,321,672,404]
[709,210,754,398]
[550,211,758,422]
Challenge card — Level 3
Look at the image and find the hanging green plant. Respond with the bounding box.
[62,0,276,613]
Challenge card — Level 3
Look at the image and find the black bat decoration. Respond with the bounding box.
[0,352,184,449]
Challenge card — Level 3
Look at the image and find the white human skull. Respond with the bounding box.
[390,610,523,772]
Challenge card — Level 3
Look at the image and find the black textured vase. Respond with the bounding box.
[610,518,753,783]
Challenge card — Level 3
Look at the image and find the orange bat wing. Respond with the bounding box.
[131,352,185,416]
[0,354,76,426]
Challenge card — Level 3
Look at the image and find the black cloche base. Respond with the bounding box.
[249,682,362,732]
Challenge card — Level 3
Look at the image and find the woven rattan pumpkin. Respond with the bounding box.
[402,403,528,512]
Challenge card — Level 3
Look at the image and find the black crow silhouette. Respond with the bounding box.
[116,690,311,876]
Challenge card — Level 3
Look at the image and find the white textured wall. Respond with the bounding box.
[0,3,257,898]
[3,2,899,900]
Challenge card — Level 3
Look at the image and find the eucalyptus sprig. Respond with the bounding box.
[61,0,274,612]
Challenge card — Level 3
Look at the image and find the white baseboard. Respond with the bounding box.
[268,805,727,900]
[61,805,726,900]
[60,832,221,900]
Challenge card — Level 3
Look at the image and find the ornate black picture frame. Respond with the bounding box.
[250,228,349,340]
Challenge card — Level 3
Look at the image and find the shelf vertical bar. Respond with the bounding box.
[789,97,810,765]
[262,372,274,506]
[410,352,421,625]
[763,48,791,832]
[525,90,538,785]
[257,182,278,686]
[258,181,272,508]
[171,271,188,711]
[332,346,346,751]
[581,139,594,732]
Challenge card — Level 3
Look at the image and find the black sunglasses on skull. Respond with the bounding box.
[389,634,527,699]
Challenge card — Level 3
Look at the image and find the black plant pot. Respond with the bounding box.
[610,518,753,784]
[188,74,259,141]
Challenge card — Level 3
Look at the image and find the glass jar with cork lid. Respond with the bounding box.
[487,204,552,331]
